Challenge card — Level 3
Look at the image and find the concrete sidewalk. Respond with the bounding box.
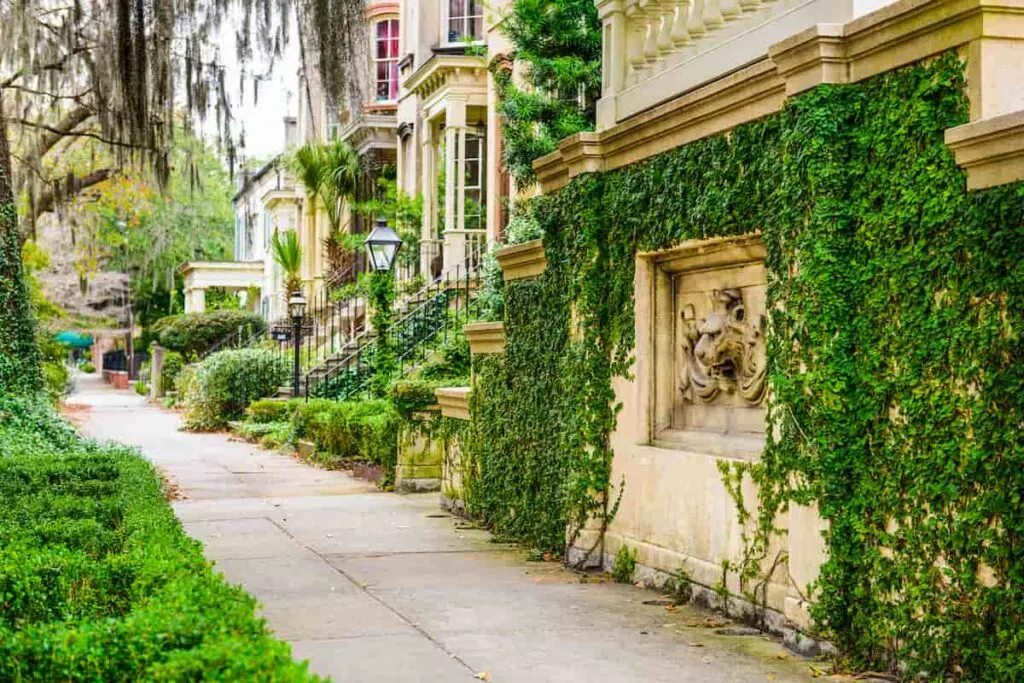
[72,374,820,682]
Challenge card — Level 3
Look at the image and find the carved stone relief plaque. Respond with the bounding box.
[679,288,767,407]
[642,234,768,445]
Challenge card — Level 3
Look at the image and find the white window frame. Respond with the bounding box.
[442,0,484,47]
[462,130,486,232]
[373,18,401,103]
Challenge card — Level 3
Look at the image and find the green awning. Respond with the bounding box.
[54,331,94,349]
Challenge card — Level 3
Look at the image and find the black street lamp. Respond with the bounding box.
[364,217,404,272]
[288,291,307,397]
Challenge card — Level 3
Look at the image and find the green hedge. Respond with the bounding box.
[161,350,184,392]
[151,310,266,360]
[292,399,399,476]
[246,398,300,424]
[182,348,289,430]
[463,53,1024,678]
[0,395,317,680]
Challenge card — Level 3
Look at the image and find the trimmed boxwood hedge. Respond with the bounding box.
[151,310,266,360]
[0,395,318,681]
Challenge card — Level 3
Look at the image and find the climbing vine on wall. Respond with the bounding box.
[460,52,1024,679]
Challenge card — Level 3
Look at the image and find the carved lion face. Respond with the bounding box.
[692,290,748,381]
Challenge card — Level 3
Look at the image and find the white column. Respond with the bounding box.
[597,0,628,130]
[420,115,435,275]
[442,98,468,275]
[456,128,467,232]
[184,287,206,314]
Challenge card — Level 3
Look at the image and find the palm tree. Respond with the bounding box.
[290,139,362,236]
[290,140,363,285]
[271,230,303,296]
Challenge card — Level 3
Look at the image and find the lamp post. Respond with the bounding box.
[288,291,307,397]
[364,219,403,395]
[364,217,403,273]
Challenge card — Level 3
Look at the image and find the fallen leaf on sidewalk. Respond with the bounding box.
[474,672,489,680]
[775,652,788,660]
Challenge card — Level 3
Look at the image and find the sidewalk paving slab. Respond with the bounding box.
[72,373,822,683]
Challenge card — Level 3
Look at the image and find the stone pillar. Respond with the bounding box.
[150,344,166,399]
[420,114,436,275]
[597,0,627,130]
[443,97,468,275]
[184,286,206,313]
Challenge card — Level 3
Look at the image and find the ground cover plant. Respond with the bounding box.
[0,394,317,681]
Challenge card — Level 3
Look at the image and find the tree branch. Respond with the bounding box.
[33,168,116,219]
[0,45,94,89]
[35,106,94,158]
[10,116,154,153]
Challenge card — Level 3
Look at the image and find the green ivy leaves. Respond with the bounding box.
[464,51,1024,678]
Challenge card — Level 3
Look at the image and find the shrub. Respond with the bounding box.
[161,350,184,392]
[41,361,69,402]
[246,398,300,424]
[387,378,466,420]
[151,310,266,360]
[613,546,637,584]
[182,349,289,430]
[79,362,95,373]
[292,399,399,475]
[236,420,295,450]
[133,380,148,396]
[0,395,316,680]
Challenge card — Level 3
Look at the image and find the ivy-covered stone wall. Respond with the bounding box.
[459,53,1024,677]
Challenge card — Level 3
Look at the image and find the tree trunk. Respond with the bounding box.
[0,96,43,393]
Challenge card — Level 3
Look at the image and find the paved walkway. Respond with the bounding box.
[71,374,820,682]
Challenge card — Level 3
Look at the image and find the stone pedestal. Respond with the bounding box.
[395,414,444,493]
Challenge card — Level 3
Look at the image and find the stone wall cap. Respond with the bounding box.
[464,322,506,355]
[435,387,472,420]
[495,239,547,282]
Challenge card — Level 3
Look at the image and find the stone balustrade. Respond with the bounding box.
[596,0,853,129]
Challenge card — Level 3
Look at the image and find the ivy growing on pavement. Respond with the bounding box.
[458,52,1024,678]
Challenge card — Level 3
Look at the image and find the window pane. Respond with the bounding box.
[469,15,482,40]
[389,64,398,100]
[377,63,390,100]
[377,21,389,38]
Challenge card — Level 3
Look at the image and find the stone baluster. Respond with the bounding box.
[671,0,692,47]
[656,0,677,57]
[739,0,762,10]
[627,5,647,72]
[686,0,707,38]
[720,0,741,19]
[703,0,725,29]
[639,0,660,64]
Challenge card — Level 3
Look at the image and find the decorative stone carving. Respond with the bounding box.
[679,288,766,407]
[638,233,767,443]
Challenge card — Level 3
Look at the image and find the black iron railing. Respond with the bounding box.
[304,260,481,400]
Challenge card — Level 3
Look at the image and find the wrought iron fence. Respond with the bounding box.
[305,256,482,401]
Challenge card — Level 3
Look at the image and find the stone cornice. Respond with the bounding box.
[493,239,548,281]
[463,322,506,355]
[403,54,488,101]
[945,109,1024,188]
[535,0,1024,193]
